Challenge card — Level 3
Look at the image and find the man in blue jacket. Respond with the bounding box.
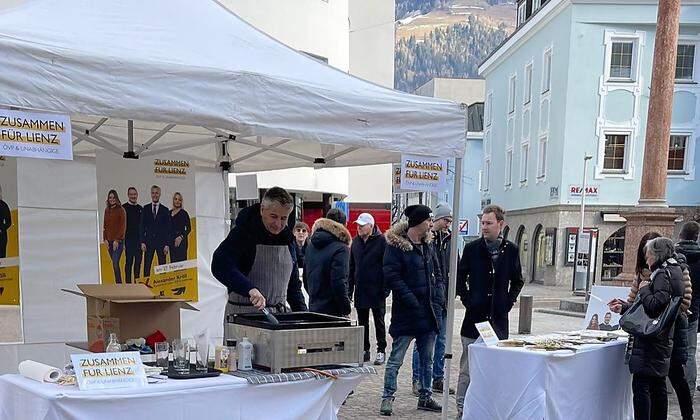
[212,187,307,339]
[380,205,444,416]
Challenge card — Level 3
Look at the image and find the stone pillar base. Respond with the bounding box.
[617,207,677,283]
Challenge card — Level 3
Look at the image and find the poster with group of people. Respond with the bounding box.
[96,152,198,300]
[584,285,629,331]
[0,156,19,306]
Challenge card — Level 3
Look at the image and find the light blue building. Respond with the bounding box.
[479,0,700,286]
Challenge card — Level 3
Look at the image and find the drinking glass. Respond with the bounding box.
[172,339,190,373]
[193,342,208,372]
[155,342,169,369]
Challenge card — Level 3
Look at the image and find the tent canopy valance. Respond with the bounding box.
[0,0,466,171]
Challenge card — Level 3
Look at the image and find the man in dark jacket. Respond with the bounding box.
[380,205,444,416]
[0,186,11,259]
[455,204,524,415]
[306,208,352,317]
[412,203,453,395]
[212,187,307,340]
[293,221,309,292]
[122,187,142,284]
[349,212,388,365]
[676,220,700,395]
[140,185,172,277]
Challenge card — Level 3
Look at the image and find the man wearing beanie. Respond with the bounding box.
[380,205,445,415]
[455,204,524,417]
[305,208,353,317]
[412,202,454,396]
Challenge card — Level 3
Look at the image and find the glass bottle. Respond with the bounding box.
[105,333,121,352]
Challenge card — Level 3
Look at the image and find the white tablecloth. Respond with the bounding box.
[0,372,366,420]
[463,340,633,420]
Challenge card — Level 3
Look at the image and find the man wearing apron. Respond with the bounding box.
[212,187,307,338]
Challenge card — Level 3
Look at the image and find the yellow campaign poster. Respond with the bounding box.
[96,151,198,301]
[0,156,20,306]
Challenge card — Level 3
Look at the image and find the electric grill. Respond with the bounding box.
[227,312,364,373]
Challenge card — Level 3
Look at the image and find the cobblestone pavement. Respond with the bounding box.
[338,301,700,419]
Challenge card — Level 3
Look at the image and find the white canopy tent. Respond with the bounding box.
[0,0,467,415]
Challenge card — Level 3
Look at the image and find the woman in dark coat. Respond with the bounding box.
[611,236,685,420]
[170,192,191,262]
[626,233,693,420]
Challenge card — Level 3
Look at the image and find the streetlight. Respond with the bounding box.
[575,155,593,295]
[579,155,593,236]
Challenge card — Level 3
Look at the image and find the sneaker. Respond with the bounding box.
[417,396,442,412]
[412,379,420,397]
[374,352,385,365]
[380,397,394,416]
[432,378,456,395]
[363,351,371,362]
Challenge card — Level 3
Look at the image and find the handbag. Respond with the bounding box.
[619,267,682,338]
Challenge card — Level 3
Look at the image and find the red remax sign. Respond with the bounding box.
[569,185,599,196]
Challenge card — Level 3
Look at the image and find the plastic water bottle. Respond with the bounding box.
[237,337,254,371]
[105,333,121,353]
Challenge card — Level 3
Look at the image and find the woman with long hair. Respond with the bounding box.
[610,236,687,420]
[170,192,191,262]
[586,313,599,330]
[103,189,126,283]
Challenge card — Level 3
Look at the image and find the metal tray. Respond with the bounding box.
[230,311,352,330]
[165,367,221,379]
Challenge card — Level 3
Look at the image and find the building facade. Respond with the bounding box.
[480,0,700,287]
[224,0,395,230]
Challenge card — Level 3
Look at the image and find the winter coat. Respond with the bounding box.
[456,237,524,340]
[383,222,445,338]
[211,204,307,311]
[349,226,388,309]
[433,230,452,302]
[306,218,353,317]
[676,240,700,324]
[622,258,684,377]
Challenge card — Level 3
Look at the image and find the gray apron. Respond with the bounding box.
[226,244,294,317]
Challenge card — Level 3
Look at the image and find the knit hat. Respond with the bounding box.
[404,204,433,228]
[434,203,453,221]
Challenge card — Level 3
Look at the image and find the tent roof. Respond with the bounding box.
[0,0,466,171]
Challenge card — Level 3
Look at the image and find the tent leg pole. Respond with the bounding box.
[125,119,135,158]
[220,140,231,227]
[441,157,463,419]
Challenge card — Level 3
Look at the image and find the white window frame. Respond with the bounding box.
[537,134,547,181]
[482,158,491,192]
[597,128,634,177]
[517,2,527,26]
[486,91,493,127]
[667,131,696,180]
[505,147,513,189]
[604,31,644,84]
[508,74,517,114]
[524,61,533,105]
[542,47,552,94]
[533,0,541,12]
[675,36,699,84]
[522,107,531,143]
[507,117,515,147]
[520,141,530,185]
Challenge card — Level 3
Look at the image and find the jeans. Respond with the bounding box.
[412,308,446,381]
[357,306,387,353]
[382,333,436,400]
[456,336,477,410]
[107,241,124,284]
[669,363,694,420]
[632,374,668,420]
[686,320,698,397]
[124,240,141,284]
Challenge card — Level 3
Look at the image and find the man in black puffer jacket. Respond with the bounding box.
[306,208,352,317]
[379,205,444,416]
[676,220,700,396]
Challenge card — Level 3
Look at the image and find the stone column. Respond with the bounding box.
[619,0,681,283]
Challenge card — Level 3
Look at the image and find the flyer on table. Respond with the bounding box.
[0,156,20,305]
[96,151,198,300]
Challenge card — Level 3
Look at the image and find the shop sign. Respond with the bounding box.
[0,108,72,160]
[399,154,448,193]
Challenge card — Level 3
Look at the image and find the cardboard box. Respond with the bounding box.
[63,284,197,352]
